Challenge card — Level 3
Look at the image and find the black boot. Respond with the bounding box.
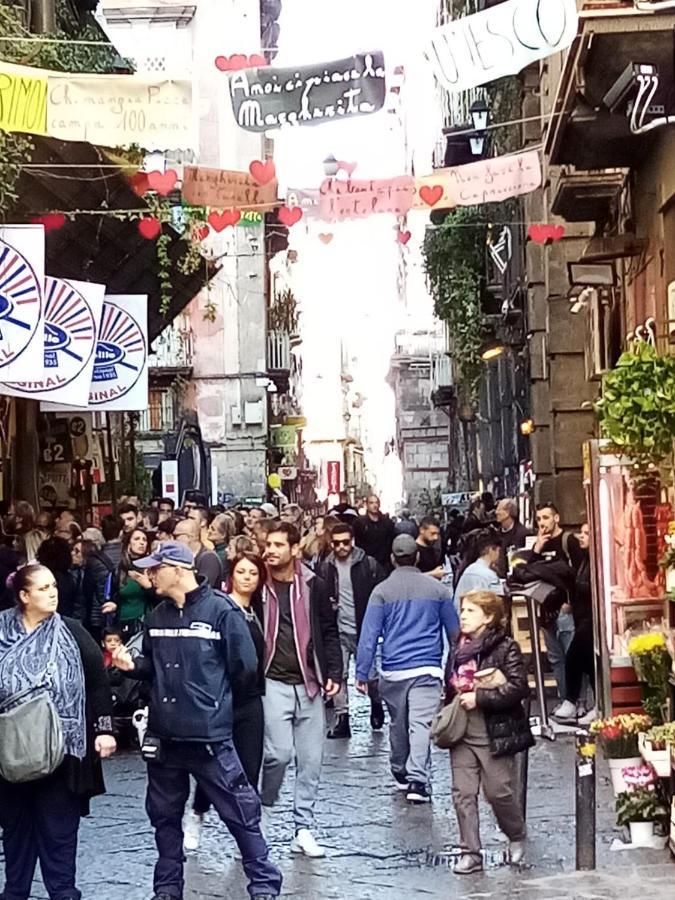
[370,699,385,730]
[327,713,351,739]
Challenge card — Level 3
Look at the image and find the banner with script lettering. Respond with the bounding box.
[413,149,542,210]
[43,294,148,412]
[182,166,278,209]
[1,277,104,406]
[424,0,578,93]
[0,225,45,382]
[319,175,415,221]
[229,52,386,132]
[0,62,48,136]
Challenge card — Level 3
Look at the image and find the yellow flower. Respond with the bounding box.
[628,633,667,656]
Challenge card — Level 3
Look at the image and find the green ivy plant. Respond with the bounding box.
[596,341,675,470]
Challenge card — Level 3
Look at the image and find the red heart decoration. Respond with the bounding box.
[147,169,178,196]
[208,209,241,232]
[527,223,566,245]
[31,213,66,233]
[138,217,161,240]
[318,233,333,244]
[419,185,443,207]
[215,55,230,71]
[248,54,268,68]
[249,159,276,186]
[338,161,357,178]
[397,230,411,245]
[215,53,263,72]
[129,172,150,196]
[278,206,303,227]
[195,224,210,241]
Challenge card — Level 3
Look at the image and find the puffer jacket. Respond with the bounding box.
[446,627,534,758]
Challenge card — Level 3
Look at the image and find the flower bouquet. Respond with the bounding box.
[628,632,672,724]
[590,714,652,759]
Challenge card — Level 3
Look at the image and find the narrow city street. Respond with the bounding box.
[10,698,667,900]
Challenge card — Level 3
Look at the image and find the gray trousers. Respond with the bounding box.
[335,632,381,716]
[543,610,575,700]
[260,680,325,830]
[379,674,443,785]
[450,742,526,856]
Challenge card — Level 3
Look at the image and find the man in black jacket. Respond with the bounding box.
[83,514,123,641]
[354,494,396,571]
[316,521,385,739]
[112,542,281,900]
[259,522,341,859]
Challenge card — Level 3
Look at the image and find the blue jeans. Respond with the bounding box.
[146,740,281,898]
[543,611,575,700]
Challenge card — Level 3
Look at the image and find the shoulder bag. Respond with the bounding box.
[430,694,468,749]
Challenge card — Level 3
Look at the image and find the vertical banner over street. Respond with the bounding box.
[0,225,45,382]
[1,277,105,406]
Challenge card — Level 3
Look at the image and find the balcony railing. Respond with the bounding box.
[138,389,177,433]
[268,330,291,371]
[431,353,453,392]
[148,316,194,369]
[394,330,448,359]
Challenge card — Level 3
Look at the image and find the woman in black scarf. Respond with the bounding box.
[446,589,533,875]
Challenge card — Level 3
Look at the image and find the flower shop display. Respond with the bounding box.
[628,632,672,724]
[639,723,675,777]
[615,764,667,847]
[590,714,652,794]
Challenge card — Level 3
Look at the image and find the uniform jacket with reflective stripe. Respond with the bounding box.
[130,580,257,742]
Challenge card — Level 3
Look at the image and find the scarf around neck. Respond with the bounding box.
[0,609,86,759]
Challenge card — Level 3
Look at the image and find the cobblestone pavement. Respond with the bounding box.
[7,694,675,899]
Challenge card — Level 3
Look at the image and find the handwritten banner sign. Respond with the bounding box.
[229,51,386,132]
[319,176,415,221]
[0,63,48,136]
[424,0,578,93]
[0,225,44,382]
[1,277,104,406]
[48,75,195,150]
[414,150,542,209]
[182,166,278,209]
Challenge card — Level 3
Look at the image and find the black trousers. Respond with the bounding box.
[0,768,82,900]
[193,696,263,814]
[146,739,281,898]
[565,624,595,703]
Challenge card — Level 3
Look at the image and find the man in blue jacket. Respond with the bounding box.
[112,542,281,900]
[356,534,459,805]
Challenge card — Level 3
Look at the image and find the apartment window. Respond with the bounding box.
[139,388,176,432]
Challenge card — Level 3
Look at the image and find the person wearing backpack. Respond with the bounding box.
[83,514,123,642]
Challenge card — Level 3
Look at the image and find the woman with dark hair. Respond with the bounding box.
[184,551,268,851]
[37,536,78,618]
[0,564,116,899]
[116,527,155,637]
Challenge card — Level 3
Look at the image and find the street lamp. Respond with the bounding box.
[323,154,339,177]
[479,337,505,361]
[469,98,490,156]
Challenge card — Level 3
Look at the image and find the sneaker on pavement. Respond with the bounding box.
[370,699,385,730]
[327,713,351,739]
[393,772,409,791]
[454,853,483,874]
[406,782,431,804]
[183,811,203,851]
[578,706,599,726]
[510,839,526,864]
[551,700,577,720]
[291,828,326,858]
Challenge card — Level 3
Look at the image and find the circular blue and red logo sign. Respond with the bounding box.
[91,300,146,405]
[0,237,43,373]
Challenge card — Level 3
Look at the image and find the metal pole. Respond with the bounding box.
[32,0,56,33]
[575,730,596,870]
[524,591,555,741]
[105,413,117,510]
[129,413,137,495]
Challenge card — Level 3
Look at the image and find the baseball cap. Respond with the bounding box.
[392,534,418,558]
[260,503,278,517]
[133,541,194,570]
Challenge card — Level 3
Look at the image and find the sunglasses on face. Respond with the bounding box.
[332,538,352,547]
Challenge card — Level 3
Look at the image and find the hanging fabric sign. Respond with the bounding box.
[229,51,386,132]
[182,166,278,209]
[413,149,542,209]
[0,225,45,382]
[319,176,415,221]
[0,62,48,136]
[424,0,578,93]
[43,294,148,412]
[1,276,104,406]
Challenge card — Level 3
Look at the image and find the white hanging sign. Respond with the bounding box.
[424,0,578,93]
[0,225,44,381]
[1,277,104,406]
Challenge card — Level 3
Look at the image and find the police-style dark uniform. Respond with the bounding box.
[129,573,282,899]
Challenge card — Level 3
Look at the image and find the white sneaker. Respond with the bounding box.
[290,828,326,858]
[551,700,577,720]
[578,706,599,726]
[510,839,526,864]
[183,812,203,851]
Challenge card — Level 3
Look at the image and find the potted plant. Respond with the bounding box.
[616,768,666,847]
[628,633,672,725]
[590,713,652,794]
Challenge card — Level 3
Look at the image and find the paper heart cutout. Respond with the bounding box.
[278,206,303,227]
[215,53,268,72]
[318,232,334,244]
[338,161,357,178]
[208,209,241,232]
[397,230,411,245]
[194,224,210,241]
[128,172,150,196]
[138,217,161,240]
[527,223,566,245]
[419,185,443,207]
[147,169,178,196]
[249,159,276,186]
[31,213,66,233]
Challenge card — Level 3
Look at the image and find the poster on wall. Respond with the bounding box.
[229,52,386,132]
[1,277,104,405]
[0,225,44,382]
[424,0,578,93]
[43,294,148,412]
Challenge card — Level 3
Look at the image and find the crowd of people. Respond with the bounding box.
[0,489,593,899]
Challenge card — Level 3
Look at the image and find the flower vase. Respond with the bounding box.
[608,757,642,795]
[629,821,654,846]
